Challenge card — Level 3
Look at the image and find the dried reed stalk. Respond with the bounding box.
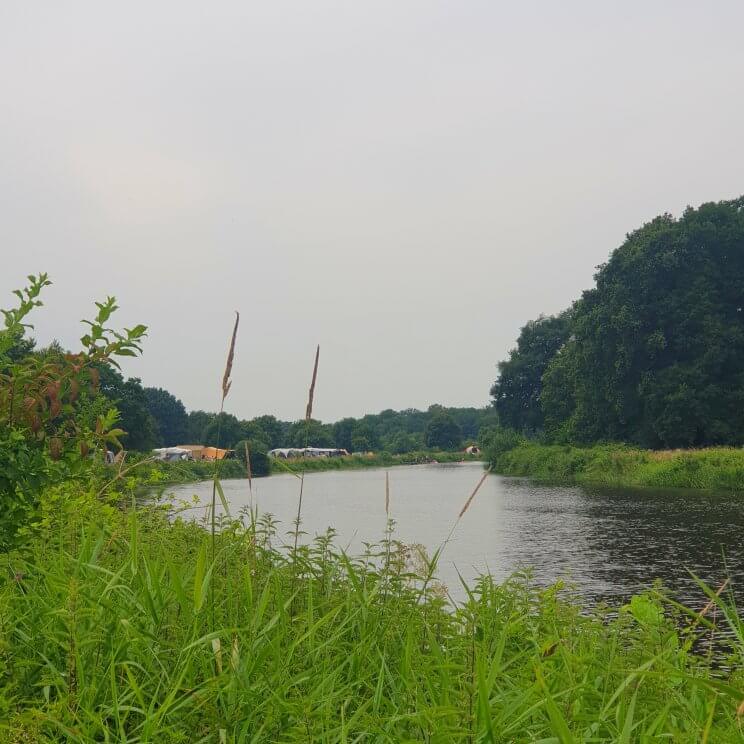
[221,311,240,405]
[695,579,729,622]
[458,467,491,519]
[305,344,320,421]
[293,345,320,558]
[442,465,492,549]
[385,471,390,517]
[244,441,253,499]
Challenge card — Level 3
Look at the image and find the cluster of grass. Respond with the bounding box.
[273,450,480,475]
[493,442,744,491]
[1,476,744,742]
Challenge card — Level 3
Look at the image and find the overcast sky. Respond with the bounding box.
[2,1,743,422]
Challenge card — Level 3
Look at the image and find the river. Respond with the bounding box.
[163,461,744,608]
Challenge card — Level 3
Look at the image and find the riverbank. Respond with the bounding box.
[2,478,743,741]
[493,442,744,490]
[271,449,481,474]
[114,456,247,487]
[119,451,479,489]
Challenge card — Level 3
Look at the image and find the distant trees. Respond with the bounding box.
[234,439,271,476]
[187,411,214,444]
[490,312,572,433]
[201,412,245,450]
[492,196,744,449]
[286,419,335,448]
[97,366,159,451]
[424,411,463,450]
[144,387,189,446]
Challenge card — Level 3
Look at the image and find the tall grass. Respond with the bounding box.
[493,442,744,491]
[2,483,743,742]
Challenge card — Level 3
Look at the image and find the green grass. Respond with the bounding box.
[1,476,743,741]
[272,450,479,474]
[493,442,744,491]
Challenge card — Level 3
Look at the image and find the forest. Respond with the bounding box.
[491,197,744,449]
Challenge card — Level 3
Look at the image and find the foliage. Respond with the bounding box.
[186,410,215,444]
[144,386,190,446]
[286,417,335,448]
[1,482,743,741]
[557,197,744,447]
[234,438,271,477]
[332,416,356,451]
[424,410,463,450]
[96,365,159,451]
[492,440,744,490]
[271,450,478,473]
[481,426,526,462]
[491,312,571,433]
[494,197,744,449]
[117,454,248,487]
[350,420,379,452]
[201,412,244,450]
[382,430,423,454]
[0,274,146,548]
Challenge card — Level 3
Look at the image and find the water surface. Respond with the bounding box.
[164,462,744,607]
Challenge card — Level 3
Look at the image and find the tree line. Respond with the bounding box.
[11,338,497,455]
[491,196,744,449]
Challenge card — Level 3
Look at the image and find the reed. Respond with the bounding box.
[292,344,320,558]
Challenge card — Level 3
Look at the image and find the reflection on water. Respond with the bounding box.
[163,462,744,608]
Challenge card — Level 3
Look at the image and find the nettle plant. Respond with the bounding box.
[0,274,147,549]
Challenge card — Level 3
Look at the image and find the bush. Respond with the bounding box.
[483,427,526,465]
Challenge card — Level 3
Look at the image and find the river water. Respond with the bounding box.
[163,462,744,608]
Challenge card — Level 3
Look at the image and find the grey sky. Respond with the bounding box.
[2,1,743,422]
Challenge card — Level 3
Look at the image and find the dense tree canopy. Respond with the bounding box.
[201,412,245,450]
[493,197,744,449]
[97,366,159,451]
[424,411,463,450]
[144,387,189,446]
[490,313,571,433]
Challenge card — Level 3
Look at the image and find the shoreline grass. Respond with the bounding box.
[492,442,744,491]
[2,478,744,741]
[273,450,482,475]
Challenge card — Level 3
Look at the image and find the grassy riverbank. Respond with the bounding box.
[272,450,480,475]
[493,442,744,490]
[113,456,248,487]
[2,476,744,742]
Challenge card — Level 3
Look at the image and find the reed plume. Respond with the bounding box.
[305,344,320,421]
[221,311,239,405]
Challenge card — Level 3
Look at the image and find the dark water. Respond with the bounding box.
[164,462,744,608]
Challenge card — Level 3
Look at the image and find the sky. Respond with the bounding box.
[2,1,744,422]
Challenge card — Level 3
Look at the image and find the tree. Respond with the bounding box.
[382,430,422,454]
[350,421,379,452]
[96,366,158,451]
[424,411,463,450]
[202,412,244,450]
[250,415,286,449]
[286,418,335,448]
[539,196,744,448]
[333,417,356,451]
[490,312,571,433]
[234,439,271,476]
[145,387,189,446]
[187,410,214,444]
[240,420,270,450]
[0,274,146,548]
